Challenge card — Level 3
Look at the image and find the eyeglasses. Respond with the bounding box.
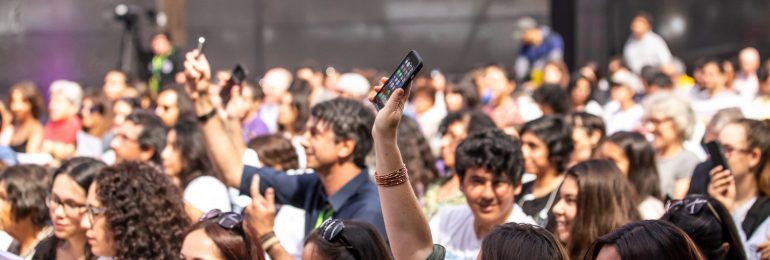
[318,219,360,259]
[721,145,752,156]
[86,205,106,222]
[199,209,243,230]
[644,116,673,126]
[666,197,723,224]
[46,196,87,215]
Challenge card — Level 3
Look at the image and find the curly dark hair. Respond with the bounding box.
[0,164,50,228]
[455,129,524,185]
[310,98,375,168]
[94,161,190,259]
[520,116,574,173]
[397,116,438,197]
[171,119,215,189]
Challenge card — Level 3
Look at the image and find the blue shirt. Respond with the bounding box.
[240,166,387,240]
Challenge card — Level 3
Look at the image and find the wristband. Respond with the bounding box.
[197,109,217,123]
[261,236,280,251]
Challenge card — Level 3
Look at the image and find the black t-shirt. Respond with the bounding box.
[516,180,561,230]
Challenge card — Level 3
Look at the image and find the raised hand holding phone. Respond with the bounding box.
[370,77,410,140]
[372,50,423,111]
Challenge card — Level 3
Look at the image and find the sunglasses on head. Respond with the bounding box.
[200,209,243,230]
[666,197,723,224]
[318,219,360,259]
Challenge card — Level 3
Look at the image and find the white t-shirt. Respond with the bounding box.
[429,204,535,260]
[731,197,768,260]
[690,90,743,124]
[603,101,644,135]
[623,32,672,74]
[274,205,306,259]
[184,176,232,213]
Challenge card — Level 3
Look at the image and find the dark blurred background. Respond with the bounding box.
[1,0,769,94]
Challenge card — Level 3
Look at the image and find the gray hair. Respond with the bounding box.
[643,93,696,140]
[49,80,83,108]
[708,107,744,133]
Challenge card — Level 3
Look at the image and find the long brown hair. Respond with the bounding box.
[565,160,640,259]
[9,81,45,120]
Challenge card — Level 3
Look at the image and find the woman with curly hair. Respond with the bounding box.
[80,161,190,259]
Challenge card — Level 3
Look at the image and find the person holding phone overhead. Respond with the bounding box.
[184,49,387,246]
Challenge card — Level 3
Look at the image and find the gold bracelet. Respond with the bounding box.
[375,165,408,187]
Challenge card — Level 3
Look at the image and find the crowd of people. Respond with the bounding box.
[0,11,770,260]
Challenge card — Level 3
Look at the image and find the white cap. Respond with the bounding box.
[337,73,371,99]
[611,70,644,93]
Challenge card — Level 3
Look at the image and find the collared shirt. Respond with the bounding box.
[240,166,387,239]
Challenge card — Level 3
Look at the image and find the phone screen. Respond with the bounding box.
[373,50,423,110]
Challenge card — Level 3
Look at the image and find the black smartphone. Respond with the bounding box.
[706,141,731,172]
[221,64,247,105]
[373,50,424,111]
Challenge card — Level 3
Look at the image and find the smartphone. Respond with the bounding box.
[372,50,424,111]
[706,141,730,172]
[221,64,247,105]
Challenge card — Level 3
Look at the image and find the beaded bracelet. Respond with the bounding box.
[375,165,408,187]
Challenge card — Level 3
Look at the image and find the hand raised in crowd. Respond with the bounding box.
[369,77,435,260]
[707,165,736,211]
[369,77,410,139]
[183,49,213,100]
[243,175,293,260]
[244,175,276,239]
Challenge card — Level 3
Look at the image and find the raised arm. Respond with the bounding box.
[370,78,434,260]
[184,50,245,188]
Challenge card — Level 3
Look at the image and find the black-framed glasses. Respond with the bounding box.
[46,195,87,215]
[199,209,243,230]
[318,219,360,259]
[666,197,723,224]
[86,205,106,221]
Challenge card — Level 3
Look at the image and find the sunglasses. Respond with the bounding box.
[318,219,360,259]
[199,209,243,230]
[666,197,723,224]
